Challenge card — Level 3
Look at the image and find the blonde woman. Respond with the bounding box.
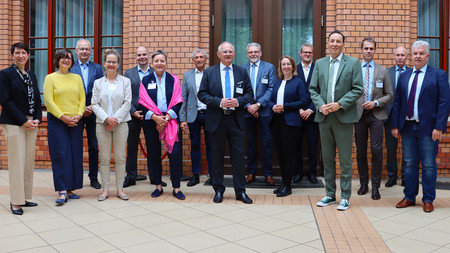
[91,49,131,201]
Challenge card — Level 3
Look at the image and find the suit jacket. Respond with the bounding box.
[391,65,450,136]
[179,68,201,123]
[268,77,311,127]
[309,54,364,123]
[197,64,253,133]
[0,65,42,125]
[242,60,276,118]
[297,62,316,112]
[356,63,393,120]
[70,60,104,106]
[385,65,412,118]
[91,75,132,124]
[124,65,154,116]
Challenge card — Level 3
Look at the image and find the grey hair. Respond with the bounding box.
[152,49,168,61]
[300,43,313,53]
[191,49,208,59]
[412,41,430,54]
[246,42,261,51]
[218,41,235,52]
[76,38,92,49]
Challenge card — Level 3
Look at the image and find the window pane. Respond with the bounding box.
[29,49,48,101]
[29,0,48,37]
[55,38,64,49]
[29,38,48,50]
[85,0,95,36]
[55,0,64,37]
[418,0,439,37]
[66,0,85,36]
[222,0,252,65]
[282,0,313,63]
[102,37,122,47]
[102,0,123,36]
[428,50,440,68]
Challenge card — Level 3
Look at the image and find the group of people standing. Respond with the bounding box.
[1,29,449,215]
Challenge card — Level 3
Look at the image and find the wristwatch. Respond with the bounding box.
[164,116,170,121]
[256,102,261,107]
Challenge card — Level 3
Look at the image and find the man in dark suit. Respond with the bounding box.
[295,43,319,184]
[355,37,393,200]
[70,39,103,189]
[385,46,411,187]
[242,42,276,186]
[392,40,450,213]
[123,46,157,187]
[310,30,363,211]
[198,41,254,204]
[180,49,213,187]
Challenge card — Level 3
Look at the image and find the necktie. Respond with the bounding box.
[395,68,403,89]
[327,59,337,103]
[250,64,256,98]
[363,64,370,102]
[225,66,231,99]
[406,70,421,118]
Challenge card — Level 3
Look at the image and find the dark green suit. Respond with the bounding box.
[309,54,363,199]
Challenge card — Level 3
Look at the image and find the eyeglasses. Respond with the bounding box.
[302,52,313,55]
[106,61,118,65]
[247,51,260,54]
[77,47,91,52]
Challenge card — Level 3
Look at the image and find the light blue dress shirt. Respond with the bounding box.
[138,64,151,81]
[78,60,89,90]
[144,71,177,120]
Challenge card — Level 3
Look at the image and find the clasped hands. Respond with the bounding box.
[22,119,40,130]
[152,114,171,133]
[247,103,259,118]
[221,98,238,108]
[104,117,119,131]
[60,115,82,127]
[320,102,342,115]
[272,104,284,114]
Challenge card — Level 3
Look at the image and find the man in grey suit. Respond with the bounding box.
[242,42,276,186]
[385,46,410,187]
[123,46,163,187]
[179,49,213,187]
[310,30,363,211]
[355,37,393,200]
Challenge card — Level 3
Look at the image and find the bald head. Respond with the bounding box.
[135,46,149,69]
[393,46,408,68]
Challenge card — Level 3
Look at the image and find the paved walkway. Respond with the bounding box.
[0,170,449,253]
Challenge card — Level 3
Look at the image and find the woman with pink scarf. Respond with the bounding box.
[139,50,185,200]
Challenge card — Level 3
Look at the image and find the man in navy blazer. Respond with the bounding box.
[385,46,411,187]
[295,43,319,184]
[198,41,254,204]
[242,42,276,186]
[392,40,450,213]
[70,39,104,189]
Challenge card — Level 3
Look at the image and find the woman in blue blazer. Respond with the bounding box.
[269,55,311,197]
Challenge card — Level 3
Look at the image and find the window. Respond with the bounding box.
[26,0,123,96]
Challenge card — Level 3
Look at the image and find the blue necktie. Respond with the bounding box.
[250,64,256,98]
[225,66,231,98]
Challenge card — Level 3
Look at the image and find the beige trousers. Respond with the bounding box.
[96,122,128,192]
[2,123,38,205]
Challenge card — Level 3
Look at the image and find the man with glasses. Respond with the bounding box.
[70,38,104,189]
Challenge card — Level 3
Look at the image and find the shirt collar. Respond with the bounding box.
[138,64,150,73]
[78,59,89,67]
[396,65,406,71]
[251,60,260,68]
[195,67,204,74]
[301,61,311,69]
[331,52,343,63]
[361,59,374,68]
[413,64,427,74]
[220,62,232,71]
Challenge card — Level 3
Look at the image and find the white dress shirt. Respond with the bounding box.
[406,64,427,121]
[329,53,343,103]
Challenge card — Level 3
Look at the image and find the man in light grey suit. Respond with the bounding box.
[180,49,212,187]
[355,37,393,200]
[123,46,163,188]
[242,42,276,186]
[385,46,410,187]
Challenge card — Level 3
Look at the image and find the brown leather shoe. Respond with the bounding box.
[396,198,416,208]
[423,202,434,213]
[265,176,274,186]
[246,174,255,184]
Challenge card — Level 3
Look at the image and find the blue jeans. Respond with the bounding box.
[401,121,439,203]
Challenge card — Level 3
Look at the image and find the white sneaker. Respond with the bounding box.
[337,199,350,211]
[316,196,336,207]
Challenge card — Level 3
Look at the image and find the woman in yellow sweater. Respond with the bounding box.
[43,49,86,204]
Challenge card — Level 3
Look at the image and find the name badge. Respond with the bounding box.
[108,84,117,91]
[236,87,243,94]
[148,82,156,89]
[376,78,383,88]
[262,78,269,84]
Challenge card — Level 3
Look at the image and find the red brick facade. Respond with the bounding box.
[0,0,449,179]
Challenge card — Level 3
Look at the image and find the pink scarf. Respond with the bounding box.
[139,73,182,153]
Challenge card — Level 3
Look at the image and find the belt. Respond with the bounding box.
[406,119,419,123]
[223,109,234,115]
[198,109,206,114]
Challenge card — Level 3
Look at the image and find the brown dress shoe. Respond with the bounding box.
[423,202,434,213]
[246,174,255,184]
[265,176,274,186]
[396,198,416,208]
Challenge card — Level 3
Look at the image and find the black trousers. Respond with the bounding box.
[125,117,142,181]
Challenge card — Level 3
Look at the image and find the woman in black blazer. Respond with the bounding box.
[0,42,42,215]
[268,55,310,197]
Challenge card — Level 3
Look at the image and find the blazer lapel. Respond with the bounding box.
[372,64,379,94]
[335,55,346,84]
[215,65,224,98]
[418,67,432,98]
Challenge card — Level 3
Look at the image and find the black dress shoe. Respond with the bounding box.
[236,192,253,204]
[187,174,200,187]
[123,178,136,188]
[90,179,101,189]
[401,180,405,186]
[276,186,292,197]
[308,174,318,184]
[10,203,23,215]
[385,178,397,187]
[136,175,147,181]
[21,201,38,207]
[273,185,283,194]
[180,176,192,181]
[213,192,223,203]
[293,174,302,183]
[371,188,381,200]
[151,181,167,187]
[357,185,368,195]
